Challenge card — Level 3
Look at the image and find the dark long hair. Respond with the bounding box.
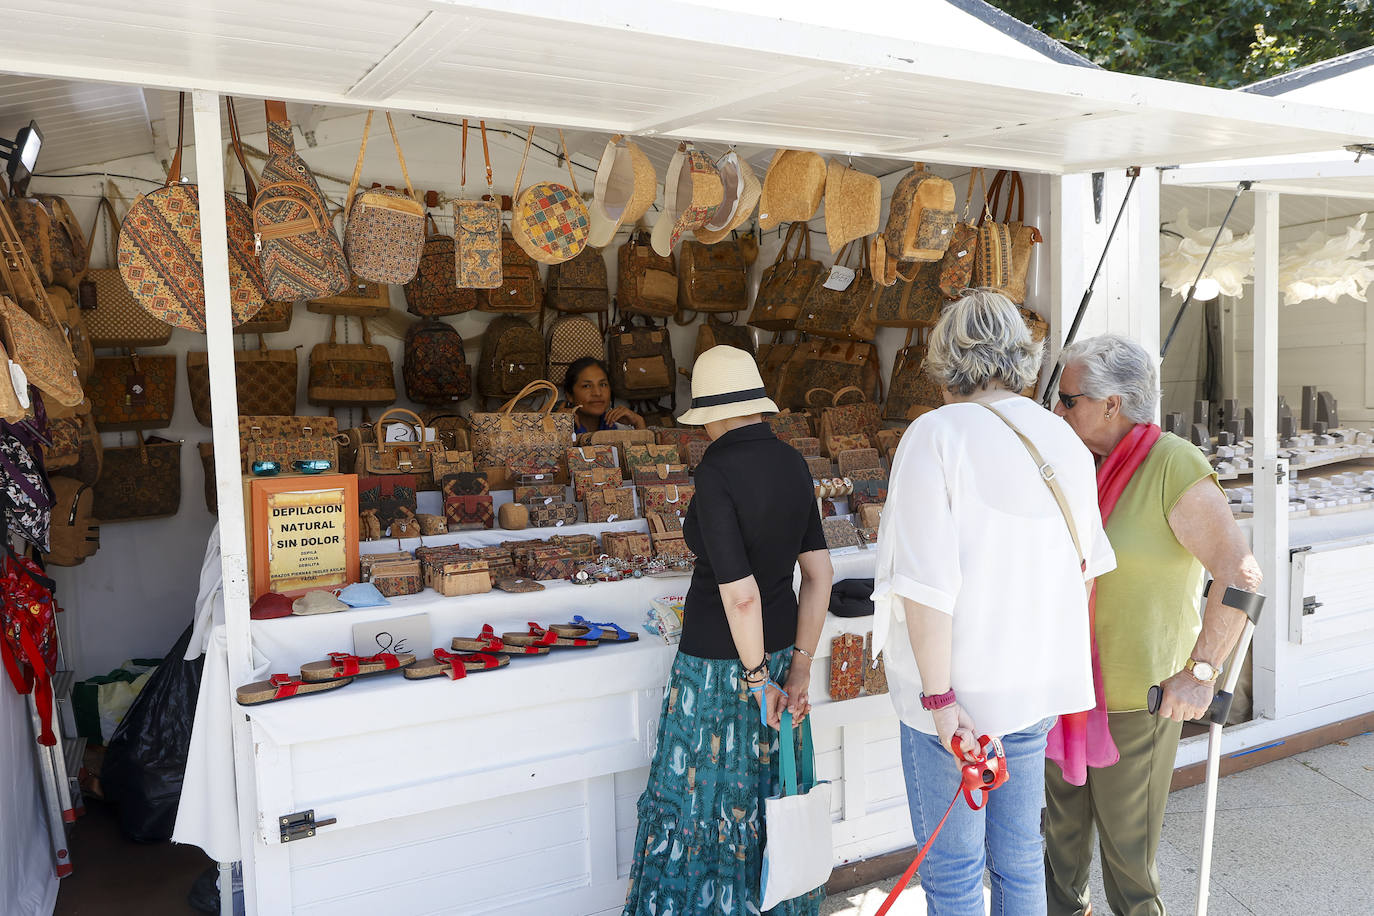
[563,357,611,398]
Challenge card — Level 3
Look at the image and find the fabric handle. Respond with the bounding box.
[977,403,1085,568]
[225,97,256,205]
[166,92,186,187]
[777,711,817,797]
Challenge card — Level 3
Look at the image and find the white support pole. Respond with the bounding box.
[1249,191,1291,721]
[191,89,260,916]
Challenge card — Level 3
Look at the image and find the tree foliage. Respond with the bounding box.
[993,1,1374,88]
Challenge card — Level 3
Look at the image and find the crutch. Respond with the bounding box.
[1148,583,1265,916]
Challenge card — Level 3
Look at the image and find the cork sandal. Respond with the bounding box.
[404,649,510,680]
[551,616,641,643]
[451,623,550,657]
[236,673,353,706]
[299,651,416,682]
[502,622,599,650]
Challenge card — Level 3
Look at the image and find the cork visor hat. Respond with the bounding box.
[587,136,657,248]
[696,151,761,245]
[824,158,881,255]
[650,143,724,257]
[677,345,780,426]
[757,149,826,231]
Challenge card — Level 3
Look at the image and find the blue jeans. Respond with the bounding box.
[899,717,1054,916]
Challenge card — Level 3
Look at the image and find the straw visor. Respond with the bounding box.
[677,345,780,426]
[696,151,761,244]
[587,136,657,247]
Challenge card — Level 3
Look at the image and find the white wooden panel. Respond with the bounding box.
[1290,542,1374,644]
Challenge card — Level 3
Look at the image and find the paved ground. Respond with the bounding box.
[822,731,1374,915]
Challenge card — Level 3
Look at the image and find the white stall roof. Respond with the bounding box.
[1165,46,1374,199]
[1,0,1373,175]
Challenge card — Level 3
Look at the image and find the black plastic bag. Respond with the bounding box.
[101,624,204,842]
[829,578,874,617]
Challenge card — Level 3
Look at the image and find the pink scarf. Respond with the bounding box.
[1045,422,1161,786]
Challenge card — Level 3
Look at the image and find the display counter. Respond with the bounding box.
[239,546,911,916]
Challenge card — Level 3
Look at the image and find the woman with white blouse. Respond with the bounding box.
[871,290,1117,916]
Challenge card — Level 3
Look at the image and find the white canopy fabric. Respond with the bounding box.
[0,0,1372,175]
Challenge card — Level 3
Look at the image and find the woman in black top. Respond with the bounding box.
[622,346,833,916]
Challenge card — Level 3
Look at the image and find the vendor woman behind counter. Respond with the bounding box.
[563,357,647,435]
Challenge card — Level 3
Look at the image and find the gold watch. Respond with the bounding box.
[1185,657,1220,684]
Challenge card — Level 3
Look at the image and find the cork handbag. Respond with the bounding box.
[453,119,503,290]
[343,110,426,285]
[405,214,474,317]
[357,407,439,481]
[509,126,590,266]
[677,238,748,317]
[306,274,392,317]
[253,100,349,301]
[470,379,575,473]
[306,316,396,407]
[883,326,942,423]
[873,174,980,330]
[813,386,882,456]
[794,240,877,341]
[88,352,176,431]
[35,195,87,293]
[477,230,542,314]
[973,170,1042,305]
[546,244,610,317]
[750,223,823,332]
[873,163,957,287]
[616,230,677,319]
[93,432,181,522]
[798,340,882,406]
[1,186,54,287]
[80,190,173,348]
[237,415,341,474]
[117,94,267,332]
[186,335,297,427]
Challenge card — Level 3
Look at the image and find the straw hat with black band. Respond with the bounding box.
[677,346,780,426]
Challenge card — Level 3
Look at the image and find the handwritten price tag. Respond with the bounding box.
[352,613,432,659]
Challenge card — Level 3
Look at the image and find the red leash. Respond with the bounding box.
[874,735,1010,916]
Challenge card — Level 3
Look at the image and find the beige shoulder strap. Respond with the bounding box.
[978,402,1086,571]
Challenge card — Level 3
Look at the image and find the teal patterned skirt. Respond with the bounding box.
[622,647,825,916]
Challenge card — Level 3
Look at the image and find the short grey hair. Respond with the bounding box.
[1060,334,1159,424]
[924,289,1043,395]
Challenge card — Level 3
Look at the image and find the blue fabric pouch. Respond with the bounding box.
[335,582,390,608]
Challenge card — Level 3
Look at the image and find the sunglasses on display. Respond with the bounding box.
[1058,391,1088,410]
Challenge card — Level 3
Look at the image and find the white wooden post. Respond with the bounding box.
[1249,191,1291,720]
[190,89,261,915]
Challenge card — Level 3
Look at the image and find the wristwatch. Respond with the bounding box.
[1185,657,1221,684]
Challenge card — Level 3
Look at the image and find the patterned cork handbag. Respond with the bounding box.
[453,120,503,290]
[883,326,942,423]
[93,432,181,522]
[405,214,474,316]
[342,110,426,285]
[973,170,1042,305]
[186,335,298,427]
[794,240,878,341]
[253,100,349,301]
[89,352,176,431]
[117,94,267,331]
[677,238,748,317]
[80,190,173,348]
[509,127,590,266]
[469,379,575,472]
[0,204,83,408]
[306,316,396,407]
[749,222,824,332]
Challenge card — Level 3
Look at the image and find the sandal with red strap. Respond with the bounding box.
[452,624,550,656]
[299,651,416,682]
[236,673,353,705]
[404,648,510,680]
[501,622,598,649]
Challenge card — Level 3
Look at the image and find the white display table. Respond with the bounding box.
[240,548,911,916]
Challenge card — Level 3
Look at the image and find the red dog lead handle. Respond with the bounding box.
[874,735,1009,916]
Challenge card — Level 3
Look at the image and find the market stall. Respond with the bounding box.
[1154,50,1374,767]
[3,4,1374,916]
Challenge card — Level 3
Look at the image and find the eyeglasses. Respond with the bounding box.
[1057,391,1088,410]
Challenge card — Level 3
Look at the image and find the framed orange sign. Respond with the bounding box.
[248,473,359,599]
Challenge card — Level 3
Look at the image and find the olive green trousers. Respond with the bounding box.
[1043,711,1183,916]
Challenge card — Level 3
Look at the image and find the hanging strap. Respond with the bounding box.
[977,402,1085,571]
[512,127,580,198]
[225,97,257,206]
[344,110,375,222]
[460,119,469,195]
[512,126,537,197]
[962,168,979,223]
[166,92,187,187]
[384,112,418,201]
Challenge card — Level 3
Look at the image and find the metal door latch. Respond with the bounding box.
[279,809,336,843]
[1301,596,1323,617]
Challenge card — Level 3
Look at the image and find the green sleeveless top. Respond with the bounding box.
[1095,433,1221,711]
